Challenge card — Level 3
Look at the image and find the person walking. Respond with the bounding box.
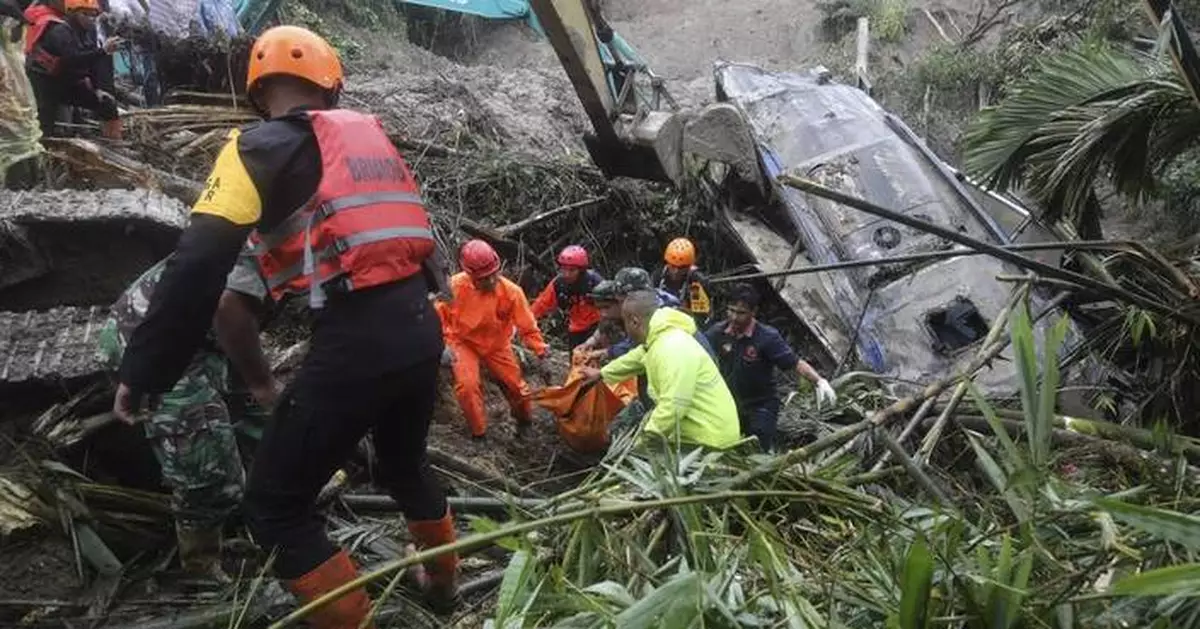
[111,25,458,626]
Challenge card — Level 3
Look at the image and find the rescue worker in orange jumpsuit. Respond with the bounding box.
[110,26,457,627]
[438,239,550,440]
[23,0,123,139]
[657,237,714,326]
[531,245,604,350]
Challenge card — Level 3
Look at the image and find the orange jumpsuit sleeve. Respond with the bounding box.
[508,281,549,357]
[531,280,558,319]
[435,298,459,345]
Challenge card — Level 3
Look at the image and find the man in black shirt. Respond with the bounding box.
[23,0,123,138]
[705,284,837,452]
[112,25,457,626]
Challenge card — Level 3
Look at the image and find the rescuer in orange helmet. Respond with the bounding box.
[437,239,551,440]
[657,237,713,326]
[531,244,605,350]
[23,0,124,139]
[111,25,458,625]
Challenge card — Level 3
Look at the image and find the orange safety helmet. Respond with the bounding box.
[246,25,343,95]
[64,0,100,12]
[663,237,696,267]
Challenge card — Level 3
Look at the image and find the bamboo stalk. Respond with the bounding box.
[775,175,1198,325]
[341,494,545,514]
[724,301,1061,490]
[267,490,833,629]
[870,397,938,473]
[427,447,544,498]
[709,240,1145,284]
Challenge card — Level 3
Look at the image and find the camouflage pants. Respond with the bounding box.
[97,320,246,530]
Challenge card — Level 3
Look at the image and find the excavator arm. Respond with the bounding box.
[528,0,684,182]
[528,0,761,188]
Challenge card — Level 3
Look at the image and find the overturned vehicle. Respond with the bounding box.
[712,62,1086,395]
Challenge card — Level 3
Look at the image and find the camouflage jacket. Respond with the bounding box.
[99,254,267,364]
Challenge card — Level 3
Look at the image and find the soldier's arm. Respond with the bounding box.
[119,134,260,394]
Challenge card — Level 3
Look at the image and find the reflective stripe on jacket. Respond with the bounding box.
[248,109,435,308]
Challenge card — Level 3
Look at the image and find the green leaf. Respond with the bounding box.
[612,571,702,629]
[1094,497,1200,549]
[1112,564,1200,596]
[494,550,539,627]
[898,535,934,629]
[582,581,636,608]
[470,516,524,552]
[967,432,1031,522]
[1033,314,1070,468]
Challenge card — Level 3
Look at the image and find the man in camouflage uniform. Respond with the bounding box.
[96,253,273,580]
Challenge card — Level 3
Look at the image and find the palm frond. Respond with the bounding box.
[961,44,1200,232]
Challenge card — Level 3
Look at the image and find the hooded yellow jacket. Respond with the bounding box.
[600,308,740,449]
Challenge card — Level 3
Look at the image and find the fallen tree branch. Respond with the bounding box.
[709,239,1143,284]
[923,8,953,44]
[427,446,544,499]
[43,137,204,205]
[961,0,1020,47]
[387,133,461,159]
[496,196,605,237]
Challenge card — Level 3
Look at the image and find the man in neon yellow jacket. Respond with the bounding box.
[583,289,741,450]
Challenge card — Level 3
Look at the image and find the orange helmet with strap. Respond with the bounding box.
[663,237,696,267]
[64,0,100,12]
[246,25,343,96]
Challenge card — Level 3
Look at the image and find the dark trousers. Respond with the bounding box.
[738,400,782,452]
[567,324,598,351]
[27,71,118,138]
[243,357,447,579]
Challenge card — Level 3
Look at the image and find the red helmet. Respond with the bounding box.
[557,245,589,268]
[460,239,500,278]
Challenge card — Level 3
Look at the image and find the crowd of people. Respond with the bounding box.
[68,22,840,629]
[5,0,124,139]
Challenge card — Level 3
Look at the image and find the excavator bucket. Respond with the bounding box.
[681,103,765,190]
[585,111,683,183]
[594,105,766,190]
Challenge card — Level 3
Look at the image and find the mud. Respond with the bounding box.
[0,537,80,619]
[427,356,585,491]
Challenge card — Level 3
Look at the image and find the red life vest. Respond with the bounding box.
[553,270,603,333]
[23,5,65,76]
[248,109,436,308]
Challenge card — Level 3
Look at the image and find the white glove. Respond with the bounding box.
[815,378,837,410]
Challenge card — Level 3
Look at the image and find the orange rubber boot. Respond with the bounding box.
[101,118,123,140]
[284,550,375,629]
[406,508,460,612]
